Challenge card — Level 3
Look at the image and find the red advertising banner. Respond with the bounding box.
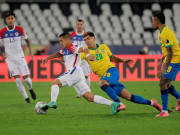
[0,55,180,82]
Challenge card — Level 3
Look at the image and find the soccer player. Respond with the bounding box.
[0,12,36,103]
[41,32,120,114]
[82,31,162,112]
[152,12,180,117]
[70,19,91,98]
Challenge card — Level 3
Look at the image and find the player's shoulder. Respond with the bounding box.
[0,27,7,34]
[99,43,108,49]
[15,25,24,31]
[70,31,76,37]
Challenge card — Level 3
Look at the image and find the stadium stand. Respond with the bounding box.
[0,1,179,53]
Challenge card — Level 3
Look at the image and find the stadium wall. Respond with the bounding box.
[1,55,180,82]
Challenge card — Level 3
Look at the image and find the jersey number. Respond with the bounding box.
[167,66,172,73]
[9,37,15,43]
[95,53,103,60]
[103,73,111,77]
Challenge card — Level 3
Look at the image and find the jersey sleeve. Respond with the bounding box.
[104,44,113,57]
[19,27,28,40]
[0,31,2,44]
[162,33,173,48]
[59,49,63,54]
[69,44,80,54]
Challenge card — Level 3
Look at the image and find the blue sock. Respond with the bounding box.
[111,83,125,96]
[161,89,169,111]
[130,94,151,105]
[101,85,120,103]
[168,85,180,100]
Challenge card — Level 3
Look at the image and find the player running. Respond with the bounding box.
[0,12,36,103]
[81,31,162,112]
[70,19,91,98]
[152,12,180,117]
[41,32,120,114]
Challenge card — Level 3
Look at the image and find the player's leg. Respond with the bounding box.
[74,81,119,114]
[23,75,36,100]
[6,59,29,103]
[120,88,162,111]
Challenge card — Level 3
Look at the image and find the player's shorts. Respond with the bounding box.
[81,60,92,76]
[163,63,180,81]
[6,57,30,77]
[57,66,90,96]
[101,67,125,90]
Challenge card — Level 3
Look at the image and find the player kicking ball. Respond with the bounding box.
[41,32,119,114]
[0,12,36,103]
[81,31,162,113]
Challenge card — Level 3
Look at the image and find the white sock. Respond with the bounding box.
[162,110,168,113]
[51,85,59,102]
[150,100,154,105]
[85,76,90,87]
[120,102,124,105]
[94,95,113,106]
[15,78,28,99]
[24,77,32,90]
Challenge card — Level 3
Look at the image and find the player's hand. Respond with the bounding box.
[157,61,163,71]
[87,55,95,61]
[124,58,134,64]
[1,53,7,59]
[42,57,49,65]
[157,68,166,78]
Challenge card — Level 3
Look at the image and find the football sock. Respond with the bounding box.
[51,85,59,102]
[15,78,28,99]
[130,94,151,105]
[101,85,121,103]
[24,77,32,90]
[168,85,180,100]
[94,95,113,106]
[161,89,169,111]
[111,83,125,96]
[85,76,90,87]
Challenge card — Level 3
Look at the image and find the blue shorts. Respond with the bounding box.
[163,63,180,81]
[101,67,125,90]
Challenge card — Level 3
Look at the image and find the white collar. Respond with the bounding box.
[6,25,15,31]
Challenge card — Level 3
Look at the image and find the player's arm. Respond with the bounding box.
[78,47,95,61]
[0,37,6,59]
[42,51,63,65]
[157,56,165,70]
[110,56,133,64]
[25,38,33,59]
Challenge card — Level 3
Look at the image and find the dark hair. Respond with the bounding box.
[59,32,71,39]
[153,12,165,24]
[83,31,95,38]
[5,12,16,18]
[76,19,84,24]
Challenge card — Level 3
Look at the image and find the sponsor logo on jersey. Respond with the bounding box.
[10,33,13,36]
[95,50,99,54]
[166,39,169,44]
[15,32,19,36]
[5,34,8,37]
[101,49,104,52]
[73,37,76,39]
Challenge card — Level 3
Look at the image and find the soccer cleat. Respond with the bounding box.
[176,100,180,111]
[151,99,162,111]
[156,111,169,117]
[47,101,57,109]
[29,89,36,100]
[41,104,49,112]
[117,104,126,112]
[111,102,120,114]
[25,98,30,103]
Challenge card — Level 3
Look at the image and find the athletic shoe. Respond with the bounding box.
[111,102,120,114]
[41,104,49,111]
[156,111,169,117]
[47,101,57,109]
[25,98,30,103]
[151,99,162,111]
[29,89,36,100]
[176,100,180,111]
[76,94,82,98]
[117,104,126,112]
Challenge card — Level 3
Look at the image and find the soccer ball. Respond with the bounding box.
[35,101,48,114]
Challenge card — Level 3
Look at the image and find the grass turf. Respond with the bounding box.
[0,81,180,135]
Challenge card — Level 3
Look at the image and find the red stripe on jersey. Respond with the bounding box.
[70,31,76,38]
[15,26,26,36]
[73,54,78,67]
[0,27,7,38]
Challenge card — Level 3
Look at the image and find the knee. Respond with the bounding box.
[99,80,109,87]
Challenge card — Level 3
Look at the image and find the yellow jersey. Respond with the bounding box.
[158,25,180,63]
[81,44,115,79]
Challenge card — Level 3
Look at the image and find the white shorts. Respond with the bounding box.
[81,60,92,76]
[57,66,90,96]
[6,57,30,77]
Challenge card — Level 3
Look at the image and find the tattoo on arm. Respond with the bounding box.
[110,56,124,63]
[163,46,173,69]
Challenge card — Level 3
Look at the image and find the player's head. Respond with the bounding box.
[75,19,85,33]
[59,32,72,48]
[5,12,16,26]
[83,31,96,47]
[152,12,165,30]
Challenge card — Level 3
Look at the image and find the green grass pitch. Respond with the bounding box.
[0,81,180,135]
